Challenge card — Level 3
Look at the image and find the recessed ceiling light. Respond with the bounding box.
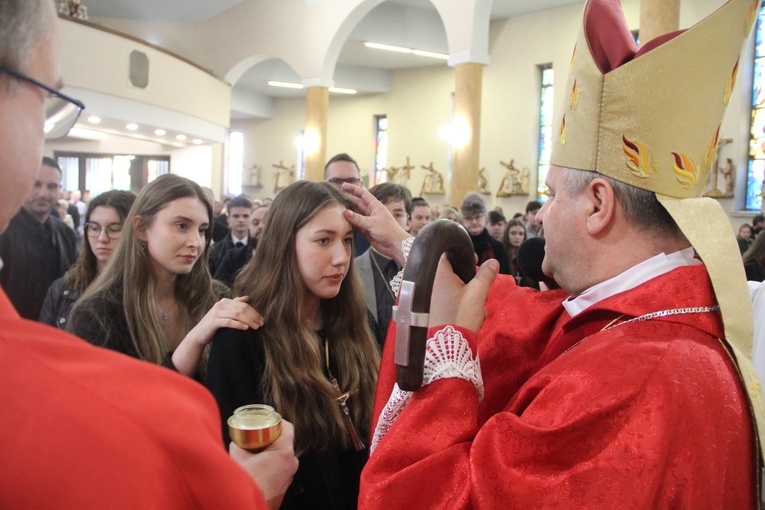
[87,116,101,124]
[176,134,187,141]
[126,123,138,131]
[192,139,203,145]
[155,129,166,136]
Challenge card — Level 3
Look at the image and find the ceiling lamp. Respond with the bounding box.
[364,42,448,60]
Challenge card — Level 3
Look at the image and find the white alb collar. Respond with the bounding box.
[562,247,699,318]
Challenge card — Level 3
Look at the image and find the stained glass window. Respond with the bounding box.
[537,64,554,200]
[375,115,388,185]
[747,3,765,210]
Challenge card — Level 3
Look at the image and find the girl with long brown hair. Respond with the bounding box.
[69,174,262,377]
[207,180,380,510]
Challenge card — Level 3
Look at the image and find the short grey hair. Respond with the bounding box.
[561,167,683,238]
[0,0,54,75]
[460,192,487,217]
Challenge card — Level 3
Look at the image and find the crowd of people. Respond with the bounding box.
[1,0,763,508]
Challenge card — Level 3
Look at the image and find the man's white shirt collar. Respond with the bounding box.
[231,233,248,245]
[562,247,699,318]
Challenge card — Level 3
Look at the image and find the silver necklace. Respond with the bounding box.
[156,302,170,321]
[562,306,720,357]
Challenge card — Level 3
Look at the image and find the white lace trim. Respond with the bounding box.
[389,237,414,297]
[370,326,483,454]
[370,383,412,453]
[423,326,484,401]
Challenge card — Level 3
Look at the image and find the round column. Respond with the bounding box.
[639,0,680,45]
[450,62,483,205]
[305,86,328,182]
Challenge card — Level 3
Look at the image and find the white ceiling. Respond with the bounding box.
[84,0,582,101]
[66,0,582,143]
[86,0,581,24]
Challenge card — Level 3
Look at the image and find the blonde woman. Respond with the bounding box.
[207,181,379,509]
[69,174,263,378]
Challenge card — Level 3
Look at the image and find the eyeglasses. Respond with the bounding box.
[0,66,85,139]
[463,213,485,223]
[327,177,362,187]
[85,222,123,240]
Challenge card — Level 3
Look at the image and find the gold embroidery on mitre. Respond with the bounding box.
[724,57,739,105]
[623,136,657,179]
[672,152,699,189]
[569,45,576,75]
[570,80,579,111]
[559,114,567,145]
[702,126,721,175]
[746,0,758,35]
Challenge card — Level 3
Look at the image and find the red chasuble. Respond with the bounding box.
[361,265,757,508]
[0,288,268,509]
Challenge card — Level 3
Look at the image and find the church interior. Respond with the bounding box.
[47,0,761,228]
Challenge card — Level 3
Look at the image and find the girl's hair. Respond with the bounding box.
[502,218,527,264]
[439,206,462,222]
[74,174,219,364]
[68,190,136,291]
[234,180,379,455]
[744,231,765,269]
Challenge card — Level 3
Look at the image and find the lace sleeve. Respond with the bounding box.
[371,325,483,453]
[389,237,414,297]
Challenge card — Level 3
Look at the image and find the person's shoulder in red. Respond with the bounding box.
[0,310,266,510]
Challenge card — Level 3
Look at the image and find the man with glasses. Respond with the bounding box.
[459,192,510,275]
[0,1,296,508]
[0,156,77,320]
[325,152,370,255]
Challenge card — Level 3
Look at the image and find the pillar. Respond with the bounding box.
[450,62,483,205]
[305,86,328,182]
[639,0,680,45]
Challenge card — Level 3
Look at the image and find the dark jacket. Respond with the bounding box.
[39,273,82,329]
[469,228,511,275]
[214,244,255,288]
[209,235,254,277]
[0,208,77,320]
[208,327,368,510]
[745,261,765,282]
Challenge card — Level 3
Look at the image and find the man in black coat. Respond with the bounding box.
[0,157,77,320]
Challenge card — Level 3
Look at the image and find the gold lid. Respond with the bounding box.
[228,404,282,451]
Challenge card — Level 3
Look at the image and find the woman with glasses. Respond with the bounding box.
[68,174,263,379]
[40,190,136,329]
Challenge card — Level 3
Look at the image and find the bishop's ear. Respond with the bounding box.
[584,177,616,236]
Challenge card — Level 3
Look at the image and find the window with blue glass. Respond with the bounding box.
[748,4,765,211]
[375,115,388,185]
[537,64,554,200]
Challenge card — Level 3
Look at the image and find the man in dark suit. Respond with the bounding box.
[354,183,411,346]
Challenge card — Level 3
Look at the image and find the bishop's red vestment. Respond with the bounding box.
[360,265,757,508]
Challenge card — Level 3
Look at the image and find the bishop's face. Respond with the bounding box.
[536,166,590,294]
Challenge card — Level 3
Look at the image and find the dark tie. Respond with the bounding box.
[235,242,244,248]
[384,260,399,284]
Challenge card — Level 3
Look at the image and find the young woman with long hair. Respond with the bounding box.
[502,218,539,288]
[744,230,765,282]
[41,190,136,329]
[207,180,380,510]
[69,174,263,377]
